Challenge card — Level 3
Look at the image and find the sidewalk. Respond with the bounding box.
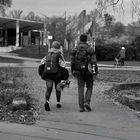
[0,99,140,140]
[0,52,140,71]
[0,81,140,140]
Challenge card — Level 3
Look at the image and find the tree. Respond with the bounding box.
[0,0,12,16]
[65,14,78,43]
[24,11,36,20]
[9,9,23,19]
[89,8,102,34]
[96,0,140,19]
[23,11,42,21]
[104,13,115,32]
[104,13,113,27]
[111,22,125,37]
[127,22,140,37]
[47,17,66,46]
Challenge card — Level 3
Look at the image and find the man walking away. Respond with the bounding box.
[71,34,97,112]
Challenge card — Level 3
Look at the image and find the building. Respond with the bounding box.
[0,16,45,48]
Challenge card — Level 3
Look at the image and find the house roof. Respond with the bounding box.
[0,16,44,32]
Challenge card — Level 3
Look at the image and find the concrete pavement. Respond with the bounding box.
[0,100,140,140]
[0,52,140,71]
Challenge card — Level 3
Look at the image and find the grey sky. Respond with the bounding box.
[10,0,96,16]
[9,0,135,25]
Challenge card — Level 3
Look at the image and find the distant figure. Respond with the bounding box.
[116,45,126,66]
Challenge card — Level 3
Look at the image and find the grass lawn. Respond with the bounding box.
[97,69,140,83]
[0,67,37,124]
[11,45,48,59]
[0,56,23,63]
[98,69,140,111]
[98,61,140,67]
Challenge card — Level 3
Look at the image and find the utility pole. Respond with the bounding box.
[64,11,67,50]
[40,13,48,47]
[92,17,96,51]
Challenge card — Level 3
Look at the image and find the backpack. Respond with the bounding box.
[74,45,88,70]
[59,66,69,80]
[38,63,45,77]
[43,52,59,74]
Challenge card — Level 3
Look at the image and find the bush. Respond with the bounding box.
[96,43,120,61]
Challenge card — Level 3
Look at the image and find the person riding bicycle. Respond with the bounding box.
[115,45,126,66]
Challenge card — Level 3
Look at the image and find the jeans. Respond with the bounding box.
[77,74,94,109]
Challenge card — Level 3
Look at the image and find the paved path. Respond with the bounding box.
[0,53,140,71]
[1,52,140,70]
[0,53,140,140]
[1,91,140,140]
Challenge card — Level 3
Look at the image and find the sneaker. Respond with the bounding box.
[44,101,50,111]
[84,103,92,111]
[56,103,62,108]
[56,80,70,91]
[79,108,85,112]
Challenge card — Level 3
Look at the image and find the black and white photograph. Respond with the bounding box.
[0,0,140,139]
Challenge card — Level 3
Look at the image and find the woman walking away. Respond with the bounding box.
[41,41,69,111]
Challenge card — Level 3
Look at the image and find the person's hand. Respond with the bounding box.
[88,64,98,75]
[71,70,79,77]
[71,70,75,76]
[88,64,93,73]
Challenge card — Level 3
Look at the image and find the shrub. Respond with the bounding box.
[96,43,120,61]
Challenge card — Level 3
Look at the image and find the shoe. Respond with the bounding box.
[44,101,50,111]
[79,108,85,112]
[56,80,70,91]
[56,103,62,108]
[84,103,92,111]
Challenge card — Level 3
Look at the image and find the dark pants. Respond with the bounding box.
[120,58,125,66]
[76,73,94,109]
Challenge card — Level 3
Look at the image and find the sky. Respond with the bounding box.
[9,0,96,16]
[8,0,136,25]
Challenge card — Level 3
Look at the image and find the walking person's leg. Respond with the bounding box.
[77,76,85,112]
[45,79,53,111]
[84,76,93,111]
[55,80,62,108]
[121,58,125,66]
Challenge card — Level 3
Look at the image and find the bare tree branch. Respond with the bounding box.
[96,0,140,21]
[113,0,120,5]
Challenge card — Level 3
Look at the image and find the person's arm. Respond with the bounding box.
[87,47,97,65]
[116,51,120,59]
[40,56,46,64]
[87,47,98,74]
[58,52,66,67]
[70,48,77,72]
[59,53,65,62]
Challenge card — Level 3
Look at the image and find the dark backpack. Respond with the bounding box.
[43,52,59,74]
[74,45,88,70]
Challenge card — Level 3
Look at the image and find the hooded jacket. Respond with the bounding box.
[71,41,97,71]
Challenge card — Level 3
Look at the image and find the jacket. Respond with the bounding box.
[71,41,97,72]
